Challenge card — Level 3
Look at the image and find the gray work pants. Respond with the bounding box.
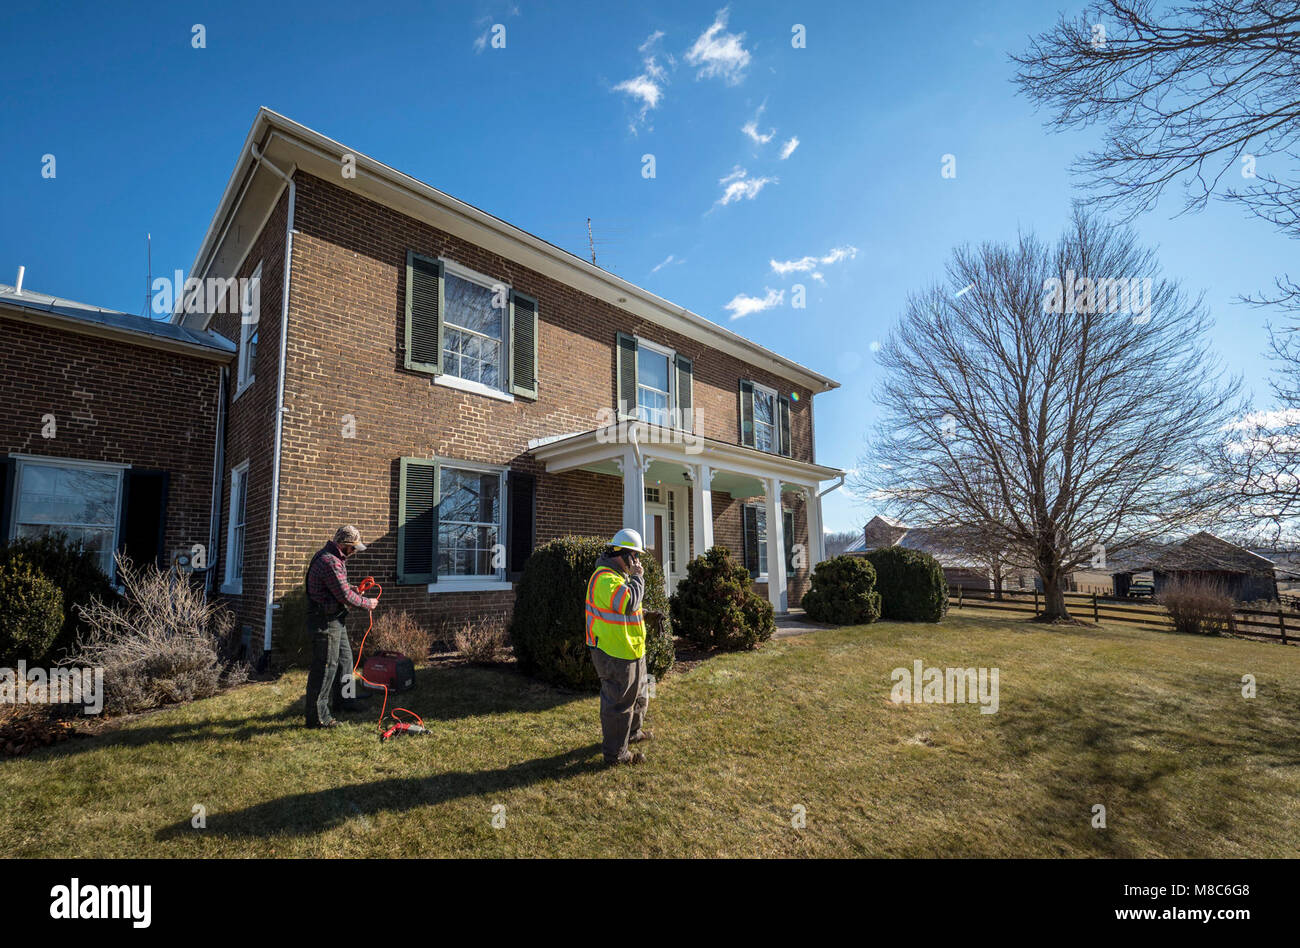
[589,646,648,762]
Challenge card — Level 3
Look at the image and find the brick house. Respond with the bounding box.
[0,278,233,584]
[9,108,844,660]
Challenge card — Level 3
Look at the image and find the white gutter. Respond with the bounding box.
[817,474,845,499]
[205,365,228,597]
[250,142,295,656]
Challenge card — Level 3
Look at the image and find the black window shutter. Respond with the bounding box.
[739,380,756,447]
[506,471,536,576]
[742,505,760,577]
[778,395,792,457]
[674,354,694,431]
[509,291,539,398]
[0,458,13,542]
[117,469,170,570]
[616,332,638,418]
[398,458,439,584]
[784,509,795,572]
[404,251,444,374]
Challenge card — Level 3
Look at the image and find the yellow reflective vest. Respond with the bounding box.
[585,565,645,660]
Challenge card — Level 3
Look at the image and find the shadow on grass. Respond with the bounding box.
[4,662,587,764]
[154,742,605,839]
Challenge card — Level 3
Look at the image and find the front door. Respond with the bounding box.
[644,505,667,577]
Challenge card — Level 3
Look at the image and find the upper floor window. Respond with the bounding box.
[636,340,673,426]
[443,266,505,391]
[752,383,777,453]
[615,332,694,432]
[403,252,539,401]
[236,262,261,393]
[740,379,792,457]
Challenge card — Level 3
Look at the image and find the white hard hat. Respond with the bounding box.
[610,528,645,553]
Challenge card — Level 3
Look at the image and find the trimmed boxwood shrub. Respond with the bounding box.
[866,546,948,622]
[669,546,775,651]
[509,535,675,690]
[0,556,64,665]
[801,555,882,625]
[0,534,118,663]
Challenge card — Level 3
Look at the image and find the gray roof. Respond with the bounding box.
[0,283,236,355]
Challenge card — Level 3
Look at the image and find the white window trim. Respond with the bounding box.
[234,261,262,399]
[634,336,677,427]
[222,460,249,595]
[749,502,769,582]
[751,381,779,454]
[425,457,511,591]
[9,455,126,582]
[439,257,512,399]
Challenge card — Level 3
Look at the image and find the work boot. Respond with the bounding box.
[606,750,645,766]
[629,729,654,744]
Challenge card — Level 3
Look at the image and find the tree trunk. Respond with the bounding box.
[1039,570,1071,621]
[991,563,1005,601]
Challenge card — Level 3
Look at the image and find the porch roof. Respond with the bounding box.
[527,424,844,491]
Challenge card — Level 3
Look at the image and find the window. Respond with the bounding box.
[743,503,796,578]
[442,265,505,391]
[236,262,261,393]
[636,342,673,426]
[12,459,123,577]
[615,333,693,430]
[753,384,777,453]
[224,461,249,593]
[644,486,661,503]
[438,464,505,580]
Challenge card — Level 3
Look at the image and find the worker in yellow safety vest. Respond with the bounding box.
[586,528,653,765]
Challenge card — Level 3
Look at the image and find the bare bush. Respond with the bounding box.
[370,610,432,665]
[1158,579,1236,636]
[452,620,505,664]
[70,555,245,714]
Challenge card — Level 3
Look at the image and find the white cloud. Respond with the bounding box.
[685,7,751,85]
[725,287,784,320]
[769,245,858,276]
[779,136,800,160]
[742,120,774,145]
[615,32,672,131]
[651,254,683,273]
[715,166,776,206]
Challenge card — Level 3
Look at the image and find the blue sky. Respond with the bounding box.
[1,0,1291,534]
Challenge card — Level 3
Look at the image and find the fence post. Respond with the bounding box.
[958,586,964,609]
[1280,607,1289,645]
[1034,589,1039,616]
[1093,594,1099,623]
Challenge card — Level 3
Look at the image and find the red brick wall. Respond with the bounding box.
[0,314,220,570]
[208,190,289,641]
[261,170,821,644]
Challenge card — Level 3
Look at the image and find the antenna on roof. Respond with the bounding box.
[143,233,152,318]
[587,217,597,266]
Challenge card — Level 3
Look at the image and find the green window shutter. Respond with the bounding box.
[508,290,539,398]
[398,457,440,584]
[778,394,792,457]
[674,354,694,431]
[404,251,443,375]
[616,332,638,419]
[739,379,756,447]
[784,509,795,572]
[742,504,760,576]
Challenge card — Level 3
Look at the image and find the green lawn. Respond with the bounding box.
[3,614,1299,857]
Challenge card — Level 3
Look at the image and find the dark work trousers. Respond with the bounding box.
[304,604,355,727]
[589,646,648,762]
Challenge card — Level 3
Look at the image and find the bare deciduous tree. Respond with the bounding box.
[854,212,1240,621]
[823,530,863,558]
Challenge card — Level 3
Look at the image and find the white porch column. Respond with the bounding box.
[689,462,713,558]
[621,447,646,538]
[765,476,788,614]
[805,485,826,568]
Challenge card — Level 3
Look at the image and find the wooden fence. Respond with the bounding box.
[948,585,1298,645]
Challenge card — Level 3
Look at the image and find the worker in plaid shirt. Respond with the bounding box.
[304,525,376,728]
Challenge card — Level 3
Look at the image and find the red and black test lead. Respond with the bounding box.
[352,577,427,742]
